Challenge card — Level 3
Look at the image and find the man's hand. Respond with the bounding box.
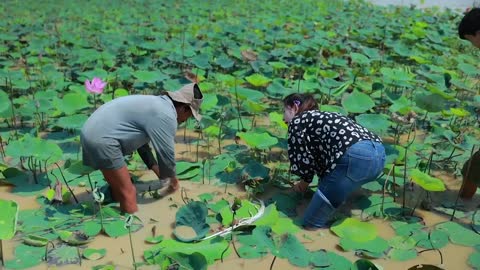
[169,176,180,192]
[293,180,310,193]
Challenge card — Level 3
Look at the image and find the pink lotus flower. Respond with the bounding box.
[85,77,106,94]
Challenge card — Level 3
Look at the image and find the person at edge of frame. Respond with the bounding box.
[457,7,480,199]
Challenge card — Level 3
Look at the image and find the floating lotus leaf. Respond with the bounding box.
[83,248,106,260]
[342,90,375,113]
[277,233,311,267]
[310,250,330,267]
[410,229,449,250]
[58,230,93,245]
[4,244,44,269]
[436,221,480,247]
[46,244,80,266]
[388,235,417,250]
[468,250,480,269]
[80,220,102,237]
[0,199,18,240]
[388,248,417,261]
[237,131,278,150]
[174,201,210,242]
[144,237,230,265]
[351,259,381,270]
[104,218,143,238]
[331,217,377,242]
[145,235,164,244]
[23,234,49,246]
[176,161,201,179]
[409,169,446,192]
[339,236,389,256]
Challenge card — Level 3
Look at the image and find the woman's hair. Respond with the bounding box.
[459,8,480,39]
[283,93,318,114]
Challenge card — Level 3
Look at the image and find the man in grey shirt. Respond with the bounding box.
[80,83,203,213]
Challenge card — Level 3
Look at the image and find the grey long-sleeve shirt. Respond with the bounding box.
[81,95,177,178]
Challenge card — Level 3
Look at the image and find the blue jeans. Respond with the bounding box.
[303,140,386,228]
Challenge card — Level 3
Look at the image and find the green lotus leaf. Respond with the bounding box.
[201,94,218,111]
[241,161,270,182]
[4,244,44,269]
[355,114,393,135]
[350,52,371,65]
[468,251,480,269]
[23,234,49,246]
[330,217,377,242]
[245,73,272,87]
[83,248,106,260]
[339,236,389,256]
[80,220,102,237]
[55,93,90,115]
[176,161,201,175]
[342,90,375,113]
[144,237,230,265]
[145,235,164,244]
[133,70,168,83]
[215,54,234,69]
[174,201,210,242]
[409,169,446,192]
[436,221,480,247]
[237,132,278,150]
[413,229,449,249]
[65,159,95,175]
[46,244,80,266]
[388,235,417,250]
[229,87,265,101]
[351,259,381,270]
[55,114,88,130]
[408,265,444,270]
[388,248,417,261]
[6,134,63,165]
[269,111,288,130]
[415,93,446,113]
[104,218,142,238]
[0,90,10,113]
[0,199,18,240]
[58,230,93,245]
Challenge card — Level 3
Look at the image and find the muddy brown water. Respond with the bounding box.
[1,126,479,270]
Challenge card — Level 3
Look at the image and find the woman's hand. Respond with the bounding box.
[293,180,310,193]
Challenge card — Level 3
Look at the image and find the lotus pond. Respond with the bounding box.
[0,0,480,269]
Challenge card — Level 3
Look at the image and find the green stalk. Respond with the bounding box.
[128,226,137,270]
[53,163,79,203]
[1,239,3,267]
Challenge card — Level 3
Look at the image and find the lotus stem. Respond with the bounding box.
[128,227,137,270]
[381,164,394,216]
[1,239,3,267]
[233,80,245,130]
[418,231,443,265]
[53,163,79,203]
[270,256,277,270]
[201,198,265,240]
